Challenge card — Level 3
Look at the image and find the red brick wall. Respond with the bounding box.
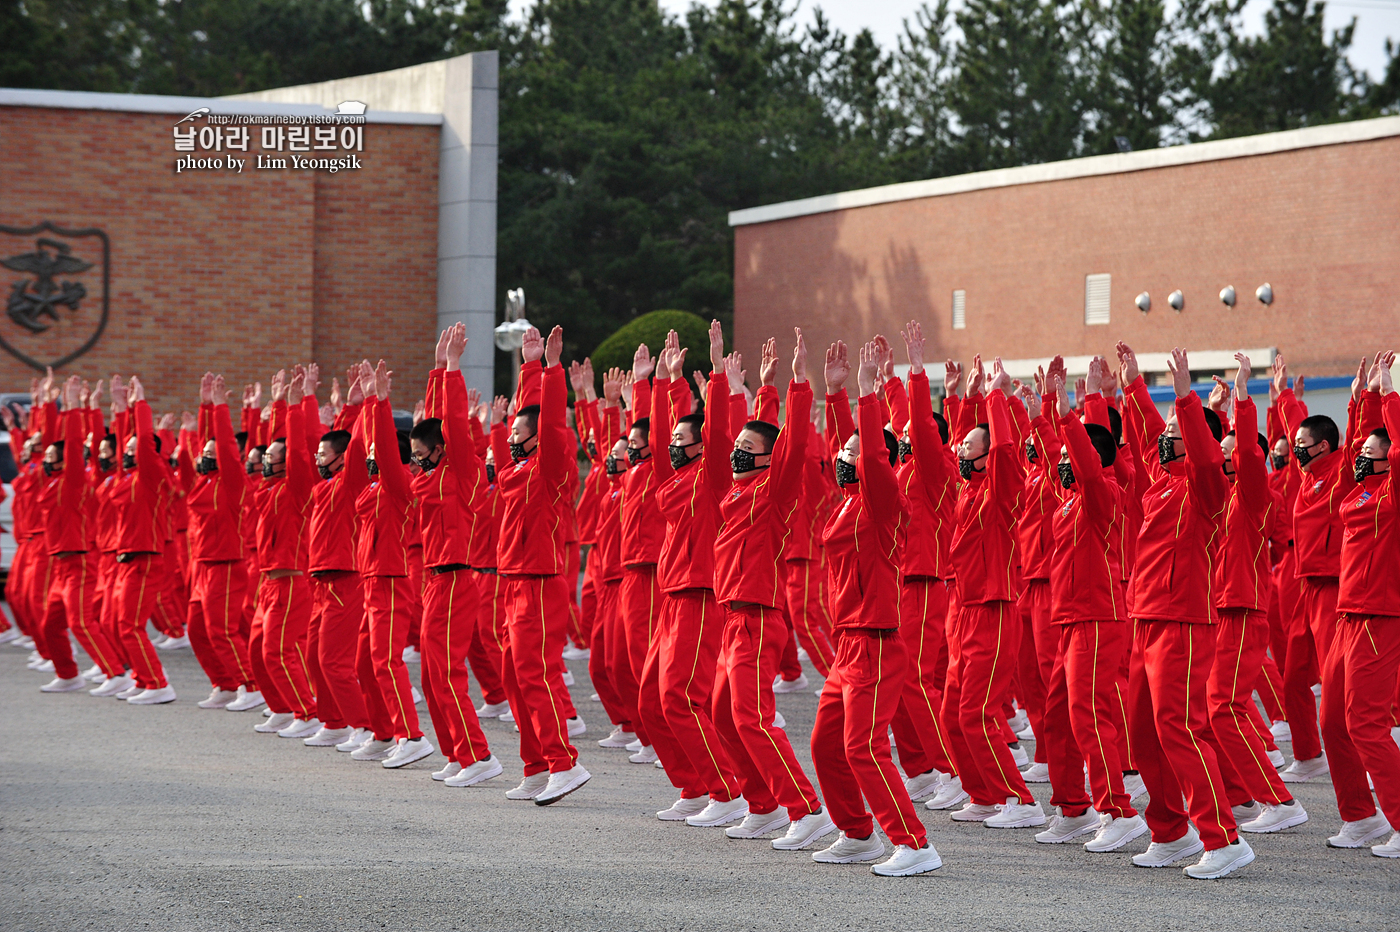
[735,136,1400,380]
[0,105,437,413]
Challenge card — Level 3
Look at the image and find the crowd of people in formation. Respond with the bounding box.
[6,314,1400,879]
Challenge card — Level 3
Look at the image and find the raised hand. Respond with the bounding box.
[1115,342,1140,386]
[602,366,624,406]
[1352,357,1367,402]
[857,340,879,396]
[520,327,544,363]
[544,325,563,368]
[582,358,597,401]
[89,379,103,410]
[1234,352,1252,401]
[180,411,197,433]
[873,334,895,380]
[304,363,320,400]
[944,360,962,396]
[435,327,451,369]
[901,321,925,375]
[1075,378,1088,407]
[374,359,392,401]
[1051,374,1072,418]
[967,355,984,396]
[569,360,585,396]
[79,379,91,408]
[1101,363,1119,396]
[111,374,128,412]
[1166,347,1191,399]
[413,399,425,424]
[287,368,305,406]
[620,372,635,408]
[1378,351,1396,395]
[709,319,725,371]
[1367,352,1387,393]
[792,327,808,384]
[1295,373,1305,399]
[200,372,214,405]
[330,377,343,411]
[155,411,175,432]
[759,337,779,387]
[39,366,55,404]
[129,375,145,403]
[466,387,481,411]
[693,368,708,399]
[1020,383,1042,419]
[1085,356,1105,395]
[347,370,365,406]
[632,342,654,381]
[723,352,746,395]
[63,375,82,410]
[446,321,469,371]
[270,369,287,403]
[988,357,1011,396]
[824,341,850,393]
[1208,376,1229,412]
[359,360,377,398]
[491,395,509,425]
[212,374,230,405]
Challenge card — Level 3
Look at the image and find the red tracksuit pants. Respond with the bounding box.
[1017,579,1053,765]
[778,605,803,681]
[113,553,170,689]
[1207,609,1291,807]
[602,576,647,742]
[465,570,506,706]
[42,552,122,680]
[943,600,1034,806]
[785,557,835,676]
[812,628,927,848]
[890,577,957,779]
[710,603,822,821]
[252,573,316,721]
[589,577,636,733]
[1322,614,1400,826]
[1129,619,1236,851]
[638,590,742,801]
[579,546,598,648]
[188,560,253,692]
[620,563,662,681]
[6,537,40,640]
[355,609,394,739]
[363,575,421,740]
[565,540,584,647]
[150,538,187,638]
[1043,621,1137,820]
[1283,575,1337,762]
[310,571,368,731]
[21,545,55,656]
[421,568,492,766]
[95,552,125,668]
[502,574,579,775]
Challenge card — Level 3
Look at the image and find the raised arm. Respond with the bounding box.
[857,342,901,519]
[1168,348,1228,516]
[770,330,813,508]
[538,326,571,486]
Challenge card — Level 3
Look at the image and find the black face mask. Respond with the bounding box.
[958,451,987,480]
[123,453,137,470]
[669,443,697,471]
[1157,433,1182,468]
[626,445,647,466]
[1294,440,1322,468]
[897,439,913,460]
[835,458,859,487]
[262,460,281,479]
[317,454,342,481]
[97,456,114,473]
[366,458,379,477]
[1057,462,1075,489]
[1355,454,1386,484]
[485,463,497,484]
[1223,463,1236,480]
[246,460,260,476]
[169,457,179,470]
[731,448,765,474]
[196,456,218,475]
[1025,443,1039,464]
[1270,453,1289,471]
[604,455,623,476]
[42,461,59,476]
[411,449,440,473]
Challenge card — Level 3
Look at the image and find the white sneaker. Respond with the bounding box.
[1371,831,1400,858]
[773,673,809,693]
[433,761,464,782]
[79,664,104,681]
[562,669,575,686]
[773,711,786,729]
[1008,743,1029,768]
[225,687,266,712]
[1267,749,1286,769]
[1015,721,1037,741]
[904,770,945,801]
[255,712,295,733]
[1312,683,1322,697]
[534,764,590,805]
[197,688,239,709]
[624,737,643,752]
[796,646,810,662]
[629,745,659,764]
[985,796,1047,829]
[1327,813,1393,848]
[305,726,354,747]
[505,772,551,800]
[476,700,510,719]
[383,737,435,769]
[1280,753,1329,783]
[562,644,590,660]
[90,674,133,697]
[1231,801,1260,824]
[1122,772,1147,801]
[772,810,838,850]
[926,775,970,811]
[148,633,169,648]
[1241,800,1308,833]
[1020,761,1050,783]
[686,796,749,827]
[115,683,144,700]
[597,726,636,749]
[1271,720,1292,742]
[726,809,791,839]
[1035,807,1100,843]
[336,727,371,752]
[1184,838,1255,879]
[658,796,711,822]
[127,685,177,705]
[351,738,397,761]
[654,759,666,771]
[30,658,55,672]
[1008,709,1029,734]
[402,645,421,663]
[40,675,88,693]
[411,685,425,707]
[277,717,322,739]
[1085,814,1149,852]
[0,628,18,645]
[590,693,601,702]
[445,754,504,788]
[812,831,885,863]
[1132,825,1204,867]
[950,801,1001,822]
[156,634,190,651]
[500,708,515,723]
[567,716,586,737]
[871,843,943,876]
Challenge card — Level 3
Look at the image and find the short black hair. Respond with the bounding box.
[931,412,949,445]
[410,417,443,448]
[49,439,64,456]
[254,444,268,456]
[1371,427,1391,446]
[1228,429,1269,457]
[235,430,249,452]
[631,416,650,438]
[1085,423,1117,468]
[515,404,540,434]
[101,433,117,451]
[1202,410,1223,443]
[675,413,704,443]
[1106,406,1123,445]
[1300,414,1340,452]
[395,429,412,464]
[320,429,351,456]
[850,429,900,466]
[743,420,779,454]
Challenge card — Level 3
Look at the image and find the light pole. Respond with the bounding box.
[494,287,531,398]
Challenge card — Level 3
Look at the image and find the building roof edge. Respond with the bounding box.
[0,87,442,124]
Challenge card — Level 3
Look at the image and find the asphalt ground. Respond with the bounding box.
[2,639,1397,932]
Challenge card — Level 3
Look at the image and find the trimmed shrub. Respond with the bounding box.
[589,310,715,396]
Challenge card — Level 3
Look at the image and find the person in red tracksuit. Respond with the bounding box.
[1117,343,1254,878]
[570,359,604,656]
[410,322,502,788]
[1264,384,1304,743]
[709,329,835,851]
[35,377,123,693]
[1205,355,1308,835]
[184,373,257,711]
[940,357,1045,829]
[493,326,590,806]
[468,402,510,722]
[1319,353,1400,855]
[304,370,376,752]
[1274,352,1350,783]
[638,325,746,824]
[589,401,640,750]
[808,339,942,877]
[1027,372,1145,851]
[107,374,179,704]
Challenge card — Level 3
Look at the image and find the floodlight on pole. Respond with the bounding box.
[494,288,531,394]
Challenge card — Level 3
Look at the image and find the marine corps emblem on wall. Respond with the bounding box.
[0,221,110,371]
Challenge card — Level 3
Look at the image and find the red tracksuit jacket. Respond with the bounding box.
[712,380,813,608]
[1277,386,1353,579]
[40,409,96,553]
[255,399,316,573]
[493,359,571,576]
[1121,378,1228,624]
[576,399,605,547]
[306,402,367,574]
[595,471,626,584]
[651,373,730,593]
[887,372,958,581]
[1017,396,1061,585]
[950,390,1024,605]
[416,369,488,569]
[1048,407,1127,623]
[353,397,415,578]
[1213,398,1280,612]
[1337,391,1400,615]
[112,401,173,556]
[619,377,666,568]
[185,404,248,563]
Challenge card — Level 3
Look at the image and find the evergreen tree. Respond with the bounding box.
[1085,0,1187,151]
